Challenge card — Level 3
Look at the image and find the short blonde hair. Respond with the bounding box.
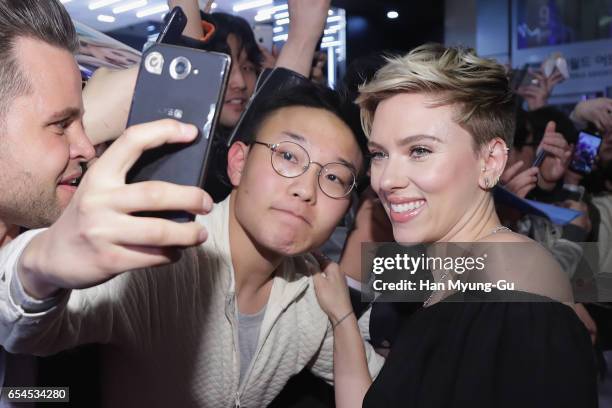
[356,43,515,149]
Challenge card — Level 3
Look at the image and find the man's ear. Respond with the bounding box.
[227,141,250,187]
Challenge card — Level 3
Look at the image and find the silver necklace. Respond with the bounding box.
[422,225,511,307]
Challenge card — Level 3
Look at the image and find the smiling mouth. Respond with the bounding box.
[225,98,245,107]
[389,200,426,213]
[58,174,82,188]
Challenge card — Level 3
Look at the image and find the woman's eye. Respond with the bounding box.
[369,151,388,161]
[410,146,431,158]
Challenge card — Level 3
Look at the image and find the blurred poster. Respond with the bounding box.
[74,20,141,81]
[516,0,612,49]
[512,0,612,105]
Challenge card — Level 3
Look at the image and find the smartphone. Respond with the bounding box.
[253,24,273,51]
[157,6,187,46]
[570,131,603,175]
[126,43,231,222]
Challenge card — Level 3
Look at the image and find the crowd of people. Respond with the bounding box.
[0,0,611,407]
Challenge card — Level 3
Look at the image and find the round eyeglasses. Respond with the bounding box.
[252,141,357,199]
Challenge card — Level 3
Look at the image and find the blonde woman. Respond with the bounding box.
[313,44,597,407]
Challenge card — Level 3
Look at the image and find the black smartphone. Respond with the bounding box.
[570,131,603,175]
[157,6,187,46]
[126,43,231,222]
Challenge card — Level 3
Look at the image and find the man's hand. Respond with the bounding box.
[538,121,572,191]
[18,119,213,299]
[500,161,539,198]
[517,69,564,111]
[571,97,612,132]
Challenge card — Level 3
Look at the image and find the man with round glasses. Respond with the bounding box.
[251,140,357,198]
[3,81,383,407]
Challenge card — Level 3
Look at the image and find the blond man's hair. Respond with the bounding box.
[356,43,516,149]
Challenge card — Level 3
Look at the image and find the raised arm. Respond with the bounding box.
[275,0,330,78]
[168,0,205,39]
[83,0,206,146]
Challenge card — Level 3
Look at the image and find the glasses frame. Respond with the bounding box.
[252,140,356,199]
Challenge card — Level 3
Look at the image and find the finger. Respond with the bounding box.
[93,119,198,179]
[111,215,208,247]
[516,182,536,198]
[112,182,213,215]
[539,143,567,158]
[105,245,181,276]
[544,121,556,135]
[501,160,524,182]
[312,250,332,270]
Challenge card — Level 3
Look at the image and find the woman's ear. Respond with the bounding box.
[479,137,509,190]
[227,141,250,187]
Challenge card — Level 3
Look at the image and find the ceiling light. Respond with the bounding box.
[88,0,121,10]
[276,18,290,25]
[136,4,169,18]
[97,14,116,22]
[387,11,399,19]
[113,0,147,14]
[274,11,289,19]
[233,0,273,12]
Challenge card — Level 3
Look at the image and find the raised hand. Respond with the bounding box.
[538,121,572,190]
[501,161,539,198]
[18,119,213,299]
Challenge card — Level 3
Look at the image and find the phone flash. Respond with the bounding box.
[144,52,164,75]
[172,109,183,119]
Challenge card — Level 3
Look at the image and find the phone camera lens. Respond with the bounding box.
[170,57,192,80]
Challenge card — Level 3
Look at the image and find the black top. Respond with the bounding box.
[363,291,598,408]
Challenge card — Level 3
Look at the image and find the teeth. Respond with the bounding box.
[390,200,425,213]
[227,99,243,105]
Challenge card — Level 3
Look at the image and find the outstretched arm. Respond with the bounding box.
[275,0,330,78]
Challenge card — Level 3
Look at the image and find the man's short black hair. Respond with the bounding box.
[207,81,365,201]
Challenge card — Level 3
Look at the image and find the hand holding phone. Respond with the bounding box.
[126,43,231,222]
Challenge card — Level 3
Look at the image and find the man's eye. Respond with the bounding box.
[242,64,256,73]
[278,150,298,163]
[53,119,71,131]
[325,173,348,186]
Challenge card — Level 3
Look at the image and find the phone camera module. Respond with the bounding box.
[144,52,164,75]
[170,57,192,80]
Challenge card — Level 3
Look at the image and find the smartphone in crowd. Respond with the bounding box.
[569,131,603,175]
[126,43,231,222]
[156,6,187,46]
[253,24,274,51]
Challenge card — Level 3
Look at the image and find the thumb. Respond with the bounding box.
[545,120,556,134]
